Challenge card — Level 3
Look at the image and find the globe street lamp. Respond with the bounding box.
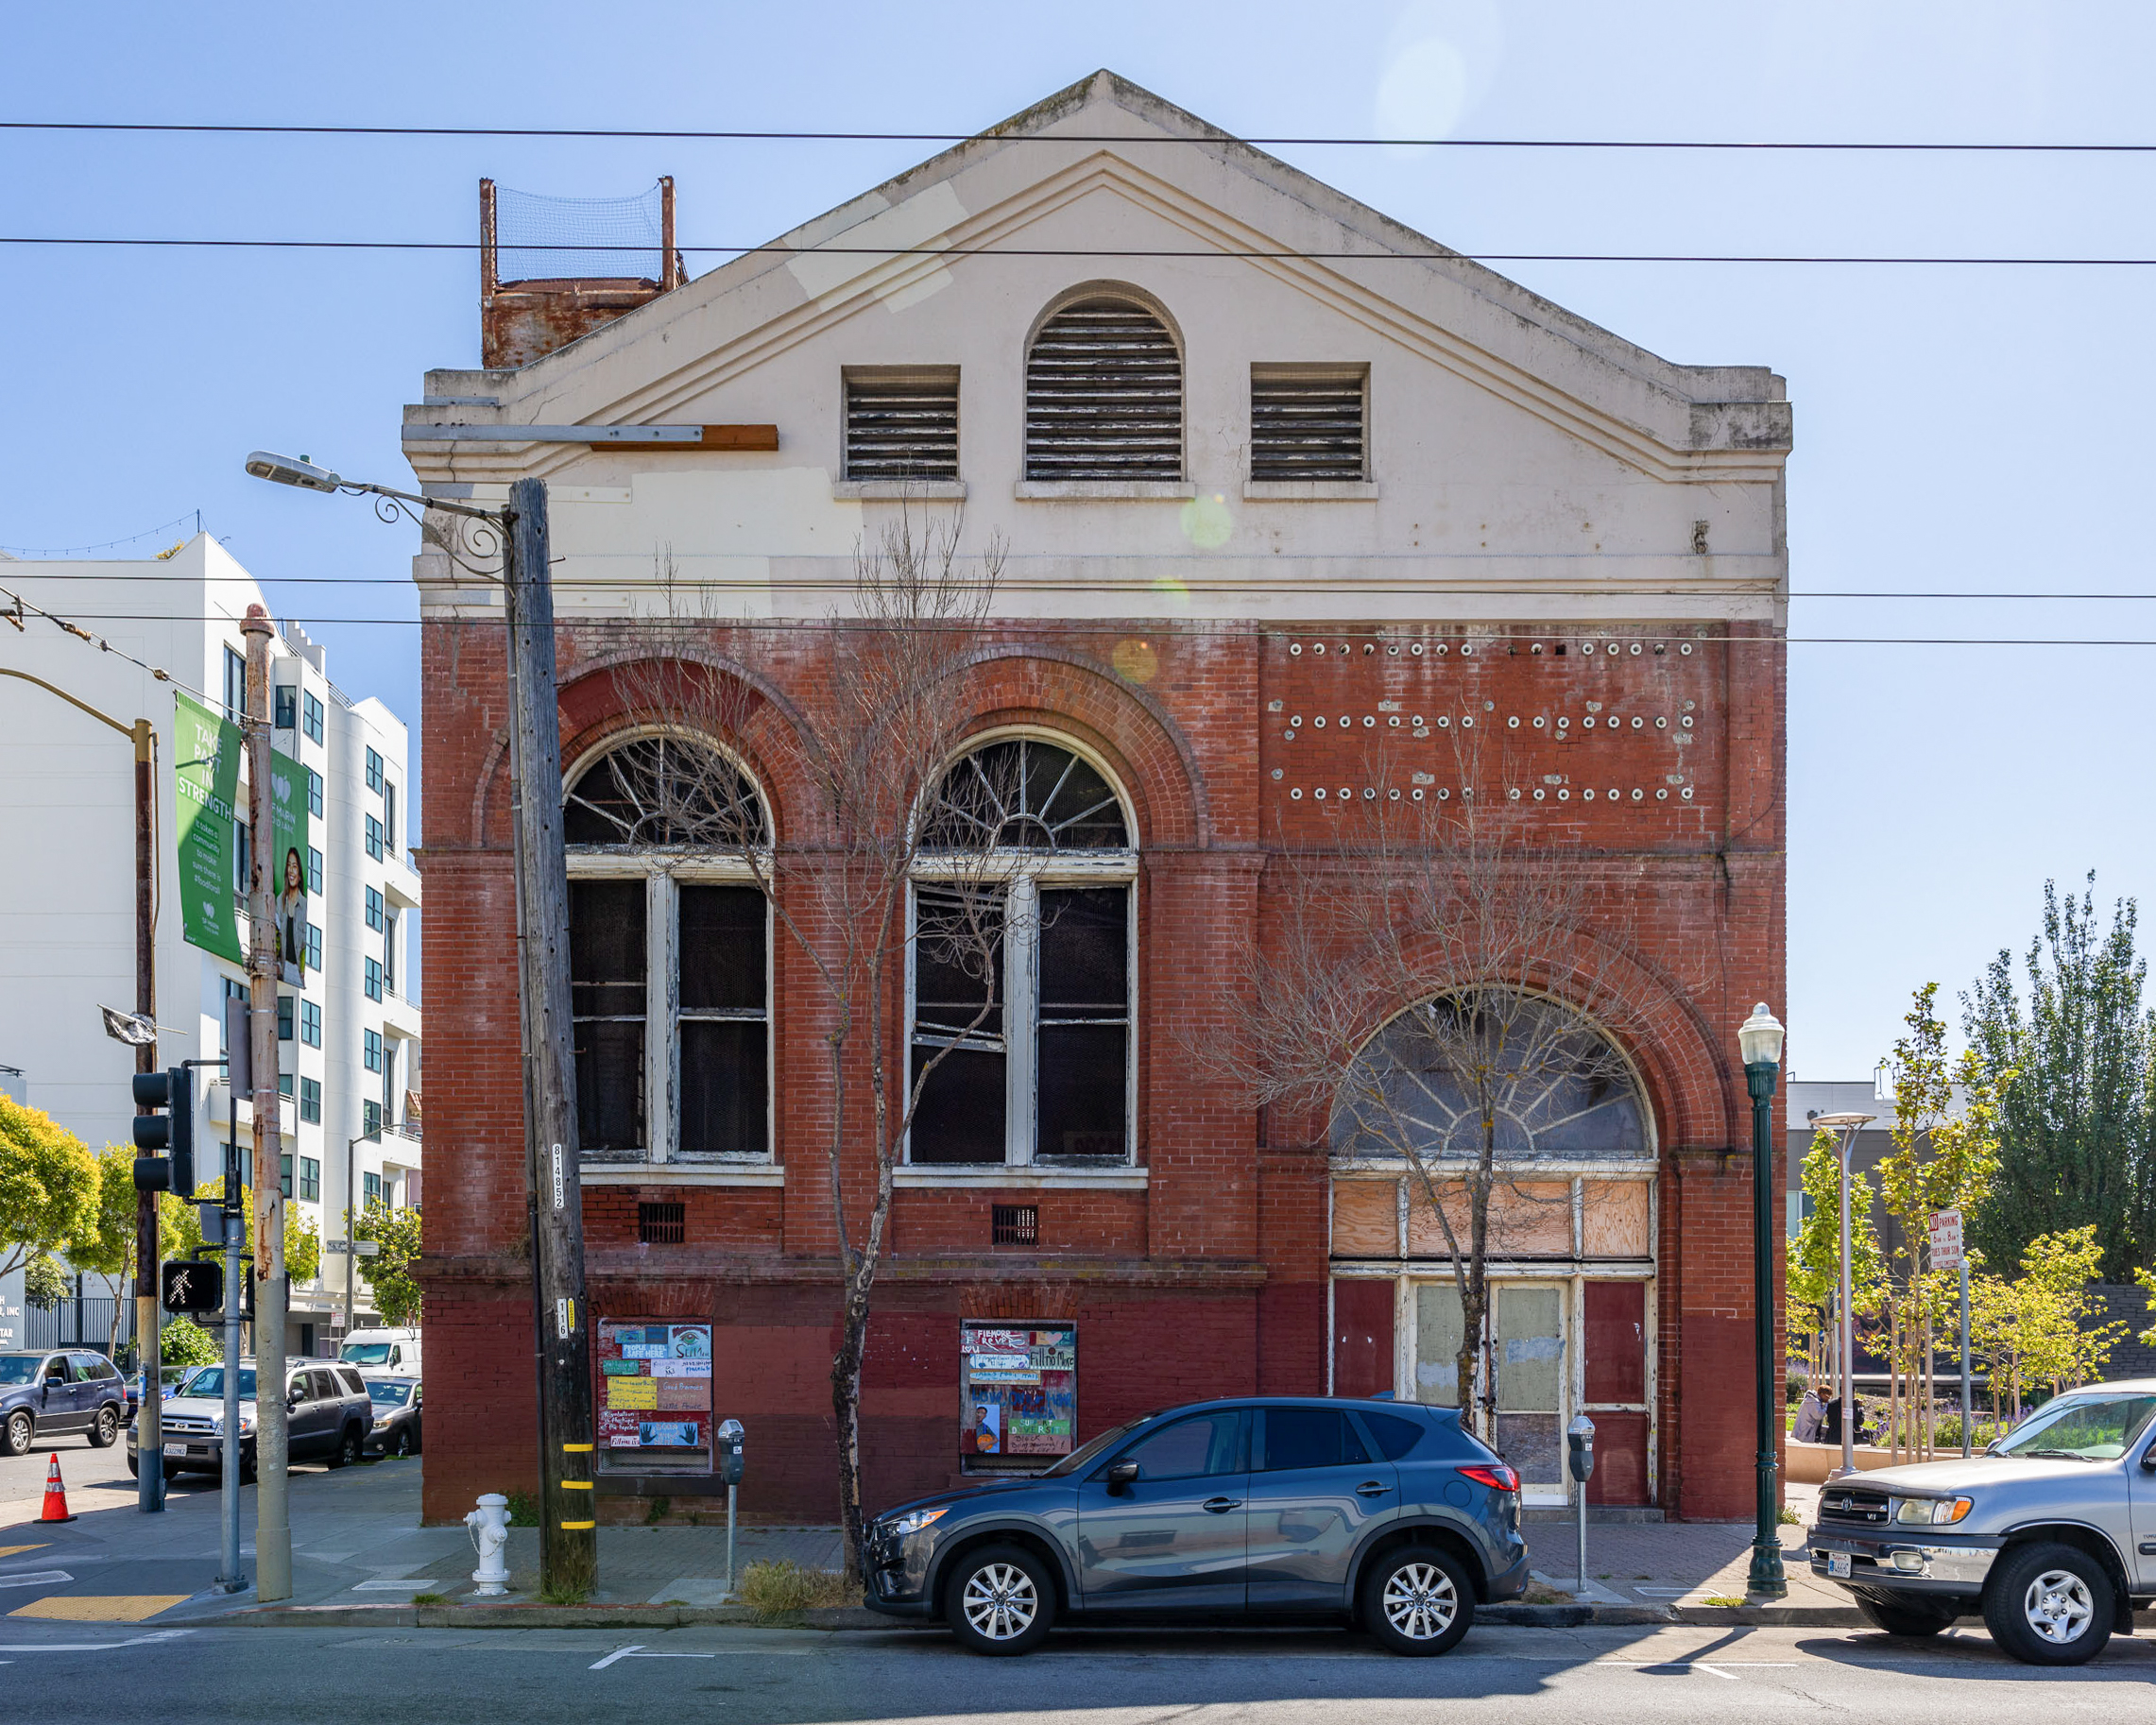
[1738,1001,1788,1598]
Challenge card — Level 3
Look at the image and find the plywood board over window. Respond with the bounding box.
[1582,1179,1653,1258]
[1404,1180,1573,1258]
[1330,1180,1400,1257]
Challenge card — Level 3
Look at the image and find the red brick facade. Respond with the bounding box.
[417,614,1785,1526]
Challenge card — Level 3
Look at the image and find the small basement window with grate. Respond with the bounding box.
[991,1204,1038,1246]
[638,1201,686,1244]
[844,370,959,482]
[1249,367,1368,482]
[1025,295,1182,482]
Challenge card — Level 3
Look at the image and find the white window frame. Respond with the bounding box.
[564,733,776,1170]
[902,729,1138,1170]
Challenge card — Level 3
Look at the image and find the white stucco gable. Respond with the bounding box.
[405,69,1788,628]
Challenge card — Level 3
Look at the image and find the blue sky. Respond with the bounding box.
[5,1,2152,1077]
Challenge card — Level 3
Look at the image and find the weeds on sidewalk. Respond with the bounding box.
[412,1592,449,1606]
[736,1561,857,1617]
[504,1492,539,1528]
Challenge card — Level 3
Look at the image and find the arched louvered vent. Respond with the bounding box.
[1024,296,1182,483]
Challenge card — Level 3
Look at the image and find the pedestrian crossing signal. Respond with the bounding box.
[161,1259,223,1315]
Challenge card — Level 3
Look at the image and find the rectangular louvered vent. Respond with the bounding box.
[1250,369,1367,482]
[844,371,959,482]
[1025,300,1182,482]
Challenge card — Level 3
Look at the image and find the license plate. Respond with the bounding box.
[1828,1550,1852,1579]
[163,1443,187,1459]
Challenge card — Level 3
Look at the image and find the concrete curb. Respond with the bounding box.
[214,1600,1868,1631]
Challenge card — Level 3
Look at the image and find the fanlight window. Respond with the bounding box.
[920,738,1129,852]
[563,735,768,848]
[1331,991,1648,1163]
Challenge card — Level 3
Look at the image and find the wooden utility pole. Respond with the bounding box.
[502,479,597,1596]
[130,715,162,1513]
[242,603,292,1601]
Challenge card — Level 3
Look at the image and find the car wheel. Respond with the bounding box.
[88,1407,120,1449]
[1361,1544,1476,1657]
[1981,1541,2113,1665]
[944,1542,1055,1656]
[1855,1590,1958,1636]
[126,1453,138,1477]
[391,1426,413,1459]
[328,1426,361,1469]
[0,1410,31,1458]
[239,1444,257,1485]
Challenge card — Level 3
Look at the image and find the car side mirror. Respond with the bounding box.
[1105,1460,1139,1494]
[2139,1447,2156,1473]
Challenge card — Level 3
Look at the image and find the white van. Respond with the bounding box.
[338,1328,421,1373]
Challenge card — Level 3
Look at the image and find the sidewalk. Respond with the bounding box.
[2,1459,1857,1628]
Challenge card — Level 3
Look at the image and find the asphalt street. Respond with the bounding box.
[0,1619,2149,1724]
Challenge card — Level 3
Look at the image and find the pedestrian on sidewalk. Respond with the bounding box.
[1792,1378,1825,1443]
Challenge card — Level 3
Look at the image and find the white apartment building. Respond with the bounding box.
[0,534,421,1355]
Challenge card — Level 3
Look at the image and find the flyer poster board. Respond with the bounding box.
[961,1323,1075,1465]
[597,1321,712,1467]
[175,692,243,964]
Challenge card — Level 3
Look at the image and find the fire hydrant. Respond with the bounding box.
[465,1494,512,1596]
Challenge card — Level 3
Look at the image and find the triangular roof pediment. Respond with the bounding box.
[414,70,1786,482]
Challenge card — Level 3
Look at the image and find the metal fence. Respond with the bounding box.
[24,1294,136,1358]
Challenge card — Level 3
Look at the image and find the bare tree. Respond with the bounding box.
[597,509,1013,1576]
[1212,738,1645,1441]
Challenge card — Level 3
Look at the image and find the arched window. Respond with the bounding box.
[1024,293,1183,483]
[1330,990,1648,1163]
[908,737,1137,1167]
[562,735,771,1164]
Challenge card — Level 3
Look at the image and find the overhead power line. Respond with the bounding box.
[5,120,2154,152]
[4,235,2152,266]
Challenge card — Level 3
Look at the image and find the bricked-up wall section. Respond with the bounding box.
[417,617,1783,1526]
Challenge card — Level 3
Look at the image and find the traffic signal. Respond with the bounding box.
[131,1067,195,1196]
[160,1258,223,1314]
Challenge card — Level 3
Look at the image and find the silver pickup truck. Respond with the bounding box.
[1805,1377,2155,1665]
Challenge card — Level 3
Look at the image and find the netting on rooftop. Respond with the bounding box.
[494,181,665,282]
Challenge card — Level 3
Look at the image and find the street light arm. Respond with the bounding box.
[0,664,140,740]
[338,479,505,525]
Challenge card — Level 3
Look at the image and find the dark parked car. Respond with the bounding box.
[864,1396,1528,1655]
[125,1364,207,1425]
[0,1350,128,1455]
[361,1375,422,1458]
[123,1358,372,1480]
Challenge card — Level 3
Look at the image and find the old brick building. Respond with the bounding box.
[407,72,1789,1528]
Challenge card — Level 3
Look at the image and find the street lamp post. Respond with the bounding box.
[246,451,598,1599]
[1813,1112,1875,1480]
[1737,1002,1788,1599]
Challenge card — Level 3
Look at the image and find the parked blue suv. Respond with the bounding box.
[864,1396,1529,1655]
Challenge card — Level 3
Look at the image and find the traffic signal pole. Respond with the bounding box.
[242,604,291,1602]
[130,717,163,1513]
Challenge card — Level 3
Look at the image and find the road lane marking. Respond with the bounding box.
[0,1546,50,1560]
[0,1571,72,1589]
[0,1630,194,1651]
[590,1645,644,1669]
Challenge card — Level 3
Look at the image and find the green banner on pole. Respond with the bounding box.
[175,692,242,964]
[268,746,311,980]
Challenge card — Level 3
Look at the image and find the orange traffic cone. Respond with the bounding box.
[39,1454,76,1523]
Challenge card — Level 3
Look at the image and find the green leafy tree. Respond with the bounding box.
[75,1145,183,1359]
[2133,1265,2156,1350]
[0,1093,100,1281]
[1787,1129,1889,1378]
[24,1254,69,1310]
[348,1197,422,1329]
[160,1314,220,1368]
[165,1180,320,1286]
[1971,1225,2124,1418]
[1963,876,2155,1279]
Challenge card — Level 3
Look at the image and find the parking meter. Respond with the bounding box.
[1566,1413,1596,1483]
[717,1418,745,1486]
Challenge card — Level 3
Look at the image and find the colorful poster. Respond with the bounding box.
[175,692,242,963]
[961,1323,1076,1467]
[268,747,310,982]
[596,1320,713,1466]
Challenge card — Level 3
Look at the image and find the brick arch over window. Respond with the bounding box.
[469,649,811,851]
[938,647,1212,850]
[1274,917,1740,1161]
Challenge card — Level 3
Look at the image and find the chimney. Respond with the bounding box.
[479,177,688,370]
